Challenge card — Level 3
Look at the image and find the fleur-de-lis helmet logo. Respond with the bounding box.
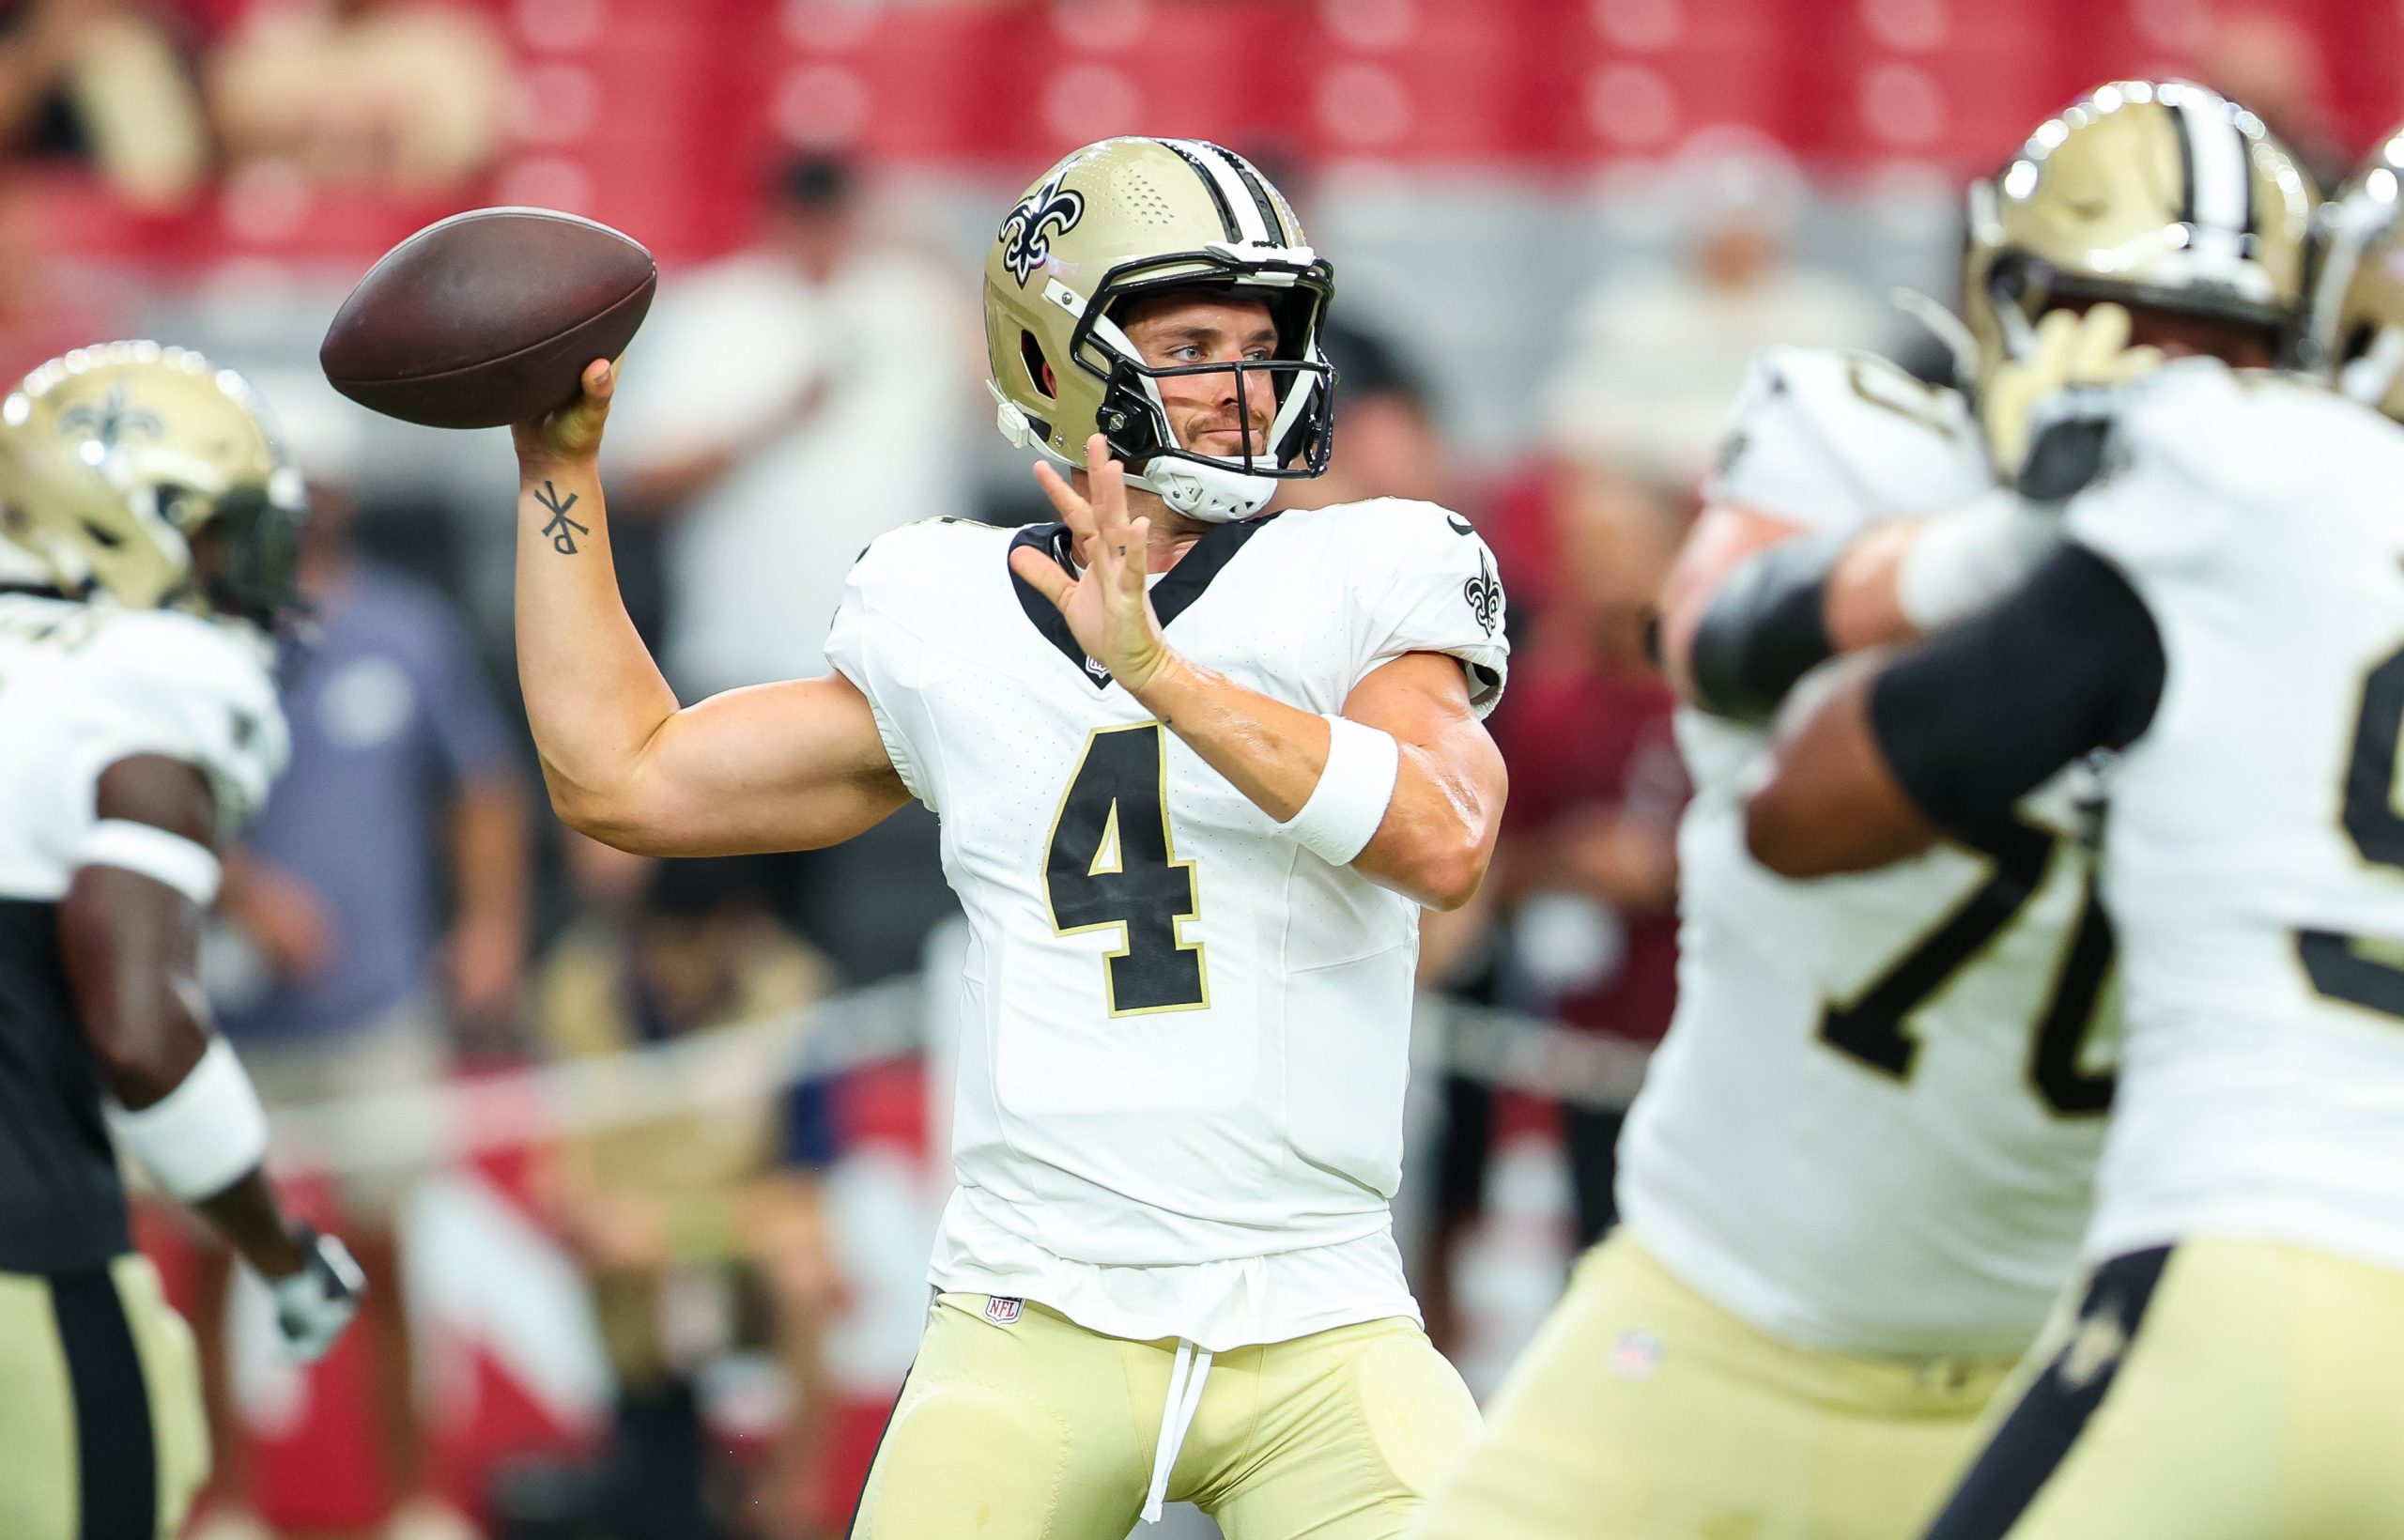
[998,173,1086,287]
[57,382,162,454]
[1463,551,1503,638]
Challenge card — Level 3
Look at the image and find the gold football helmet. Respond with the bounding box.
[0,342,305,623]
[1964,81,2317,394]
[2304,126,2404,421]
[982,137,1334,523]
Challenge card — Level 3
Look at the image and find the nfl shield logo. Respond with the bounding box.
[984,1296,1025,1326]
[1608,1329,1663,1380]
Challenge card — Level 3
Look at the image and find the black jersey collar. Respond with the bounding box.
[1008,514,1280,689]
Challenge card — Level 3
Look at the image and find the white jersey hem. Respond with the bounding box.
[928,1187,1420,1353]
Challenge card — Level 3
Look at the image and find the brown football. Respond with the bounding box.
[320,208,655,430]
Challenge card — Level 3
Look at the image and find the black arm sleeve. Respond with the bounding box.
[1687,531,1842,722]
[1869,543,2165,852]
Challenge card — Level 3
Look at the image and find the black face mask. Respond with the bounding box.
[1065,255,1341,486]
[178,485,310,630]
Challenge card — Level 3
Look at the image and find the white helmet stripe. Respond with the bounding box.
[2176,91,2250,241]
[1165,139,1271,244]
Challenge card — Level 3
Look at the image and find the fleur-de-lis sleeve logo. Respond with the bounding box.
[998,174,1086,286]
[1463,550,1503,638]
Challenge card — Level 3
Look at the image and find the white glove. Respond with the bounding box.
[1982,302,2164,482]
[267,1227,366,1363]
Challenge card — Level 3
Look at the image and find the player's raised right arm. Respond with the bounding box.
[511,361,912,856]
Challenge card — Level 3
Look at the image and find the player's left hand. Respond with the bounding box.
[1983,303,2163,486]
[266,1224,366,1363]
[1013,435,1177,691]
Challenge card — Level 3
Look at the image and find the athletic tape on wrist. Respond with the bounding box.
[1280,716,1400,867]
[1896,493,2058,634]
[108,1037,269,1202]
[76,820,222,906]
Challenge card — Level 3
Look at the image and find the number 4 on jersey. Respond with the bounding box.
[1045,723,1210,1016]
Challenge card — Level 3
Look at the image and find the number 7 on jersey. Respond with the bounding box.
[1045,723,1211,1016]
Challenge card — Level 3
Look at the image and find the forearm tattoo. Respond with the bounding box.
[534,482,590,555]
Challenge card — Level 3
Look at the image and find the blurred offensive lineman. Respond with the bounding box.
[508,138,1505,1537]
[1412,83,2313,1540]
[1742,125,2404,1540]
[0,345,363,1540]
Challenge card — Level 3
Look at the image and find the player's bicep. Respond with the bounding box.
[1745,662,1939,877]
[602,672,911,857]
[1345,652,1502,770]
[58,756,222,1098]
[1343,652,1509,869]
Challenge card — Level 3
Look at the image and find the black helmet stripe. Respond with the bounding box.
[1204,144,1287,245]
[1158,139,1241,241]
[2172,103,2196,225]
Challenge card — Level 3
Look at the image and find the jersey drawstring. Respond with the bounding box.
[1142,1338,1213,1523]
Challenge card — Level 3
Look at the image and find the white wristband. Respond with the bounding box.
[1895,491,2059,634]
[76,820,222,905]
[108,1038,269,1201]
[1281,716,1400,867]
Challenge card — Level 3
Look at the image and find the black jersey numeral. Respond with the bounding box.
[1044,723,1209,1016]
[2297,642,2404,1020]
[1817,834,2116,1116]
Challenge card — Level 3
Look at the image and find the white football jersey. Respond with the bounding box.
[0,593,286,901]
[2064,363,2404,1275]
[1618,347,2120,1355]
[826,499,1507,1350]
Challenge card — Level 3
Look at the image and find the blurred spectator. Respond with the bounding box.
[534,842,845,1540]
[1489,468,1686,1246]
[1277,312,1444,510]
[207,0,508,196]
[607,152,973,698]
[199,408,532,1540]
[1546,131,1892,494]
[605,153,970,985]
[2204,9,2348,192]
[0,0,206,206]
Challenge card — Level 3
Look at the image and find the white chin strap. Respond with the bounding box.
[2343,327,2404,408]
[1131,456,1279,523]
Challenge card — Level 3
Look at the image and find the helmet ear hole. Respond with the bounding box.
[1021,332,1055,400]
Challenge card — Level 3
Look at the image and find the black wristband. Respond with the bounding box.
[1688,531,1842,722]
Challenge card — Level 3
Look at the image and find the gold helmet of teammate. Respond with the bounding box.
[1964,80,2318,395]
[0,342,306,624]
[2304,126,2404,421]
[982,136,1335,523]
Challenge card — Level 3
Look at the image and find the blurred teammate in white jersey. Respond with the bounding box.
[0,345,362,1540]
[1413,83,2314,1540]
[1746,123,2404,1540]
[505,137,1508,1538]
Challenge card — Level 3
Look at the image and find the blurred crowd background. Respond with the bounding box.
[14,0,2391,1536]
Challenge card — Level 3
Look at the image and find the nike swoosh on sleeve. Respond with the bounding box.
[1446,515,1475,536]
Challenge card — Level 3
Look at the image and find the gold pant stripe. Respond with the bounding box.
[0,1255,210,1540]
[850,1293,1482,1539]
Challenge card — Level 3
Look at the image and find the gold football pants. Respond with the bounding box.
[849,1292,1482,1539]
[0,1253,210,1540]
[1923,1236,2404,1539]
[1410,1230,2016,1540]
